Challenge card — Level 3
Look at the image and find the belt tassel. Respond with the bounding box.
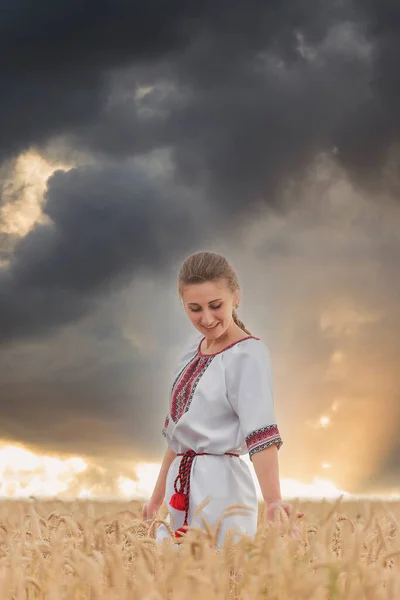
[169,449,239,539]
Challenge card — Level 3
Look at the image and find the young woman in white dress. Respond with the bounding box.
[143,251,303,546]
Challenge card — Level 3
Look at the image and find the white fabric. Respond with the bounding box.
[156,333,283,548]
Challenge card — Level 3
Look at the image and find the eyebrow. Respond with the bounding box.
[186,298,223,306]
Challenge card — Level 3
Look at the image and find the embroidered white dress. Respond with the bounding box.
[156,334,283,547]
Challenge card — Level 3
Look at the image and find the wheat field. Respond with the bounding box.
[0,497,399,599]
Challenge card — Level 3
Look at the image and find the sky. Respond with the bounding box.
[0,0,400,500]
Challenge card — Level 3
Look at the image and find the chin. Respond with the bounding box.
[202,324,224,337]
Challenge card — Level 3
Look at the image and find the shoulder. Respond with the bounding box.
[222,337,274,390]
[222,336,272,367]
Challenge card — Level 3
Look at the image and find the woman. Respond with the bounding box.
[143,251,302,546]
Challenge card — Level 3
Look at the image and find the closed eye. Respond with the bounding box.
[190,304,222,313]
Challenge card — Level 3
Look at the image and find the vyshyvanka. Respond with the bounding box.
[156,334,283,547]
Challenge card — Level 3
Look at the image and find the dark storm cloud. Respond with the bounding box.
[0,162,204,341]
[1,0,400,495]
[3,0,396,189]
[1,1,399,294]
[0,0,199,160]
[0,0,332,161]
[0,280,190,463]
[48,2,398,215]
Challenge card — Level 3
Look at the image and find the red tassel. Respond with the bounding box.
[169,492,187,511]
[174,525,188,538]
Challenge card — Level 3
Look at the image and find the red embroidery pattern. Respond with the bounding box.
[246,425,283,458]
[170,354,214,423]
[197,335,260,357]
[162,414,169,438]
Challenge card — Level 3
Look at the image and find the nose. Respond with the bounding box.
[201,310,214,326]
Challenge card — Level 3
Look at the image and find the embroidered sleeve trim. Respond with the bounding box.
[246,425,283,459]
[162,414,169,438]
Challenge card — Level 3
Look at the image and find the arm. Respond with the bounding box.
[251,443,282,505]
[252,443,304,523]
[224,342,294,519]
[150,446,177,504]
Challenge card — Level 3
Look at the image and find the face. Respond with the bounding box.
[181,279,240,339]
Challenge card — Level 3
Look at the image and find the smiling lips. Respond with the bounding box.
[203,323,219,330]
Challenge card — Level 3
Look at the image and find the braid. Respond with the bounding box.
[232,308,251,336]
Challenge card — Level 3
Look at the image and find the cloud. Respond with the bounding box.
[1,1,398,192]
[0,0,208,161]
[215,163,400,492]
[1,1,400,344]
[0,274,194,462]
[0,0,400,494]
[0,161,205,342]
[0,160,399,492]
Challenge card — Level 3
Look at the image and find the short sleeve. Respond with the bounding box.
[225,340,283,460]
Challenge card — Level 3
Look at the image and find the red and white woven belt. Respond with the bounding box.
[169,449,239,538]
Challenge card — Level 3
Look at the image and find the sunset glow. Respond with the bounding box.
[0,444,87,498]
[0,151,72,238]
[319,416,331,428]
[0,443,350,501]
[118,464,162,500]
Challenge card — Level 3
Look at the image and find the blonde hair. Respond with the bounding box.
[178,251,251,335]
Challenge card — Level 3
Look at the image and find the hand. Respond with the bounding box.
[266,500,304,524]
[142,498,162,523]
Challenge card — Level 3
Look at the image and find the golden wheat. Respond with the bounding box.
[0,497,399,598]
